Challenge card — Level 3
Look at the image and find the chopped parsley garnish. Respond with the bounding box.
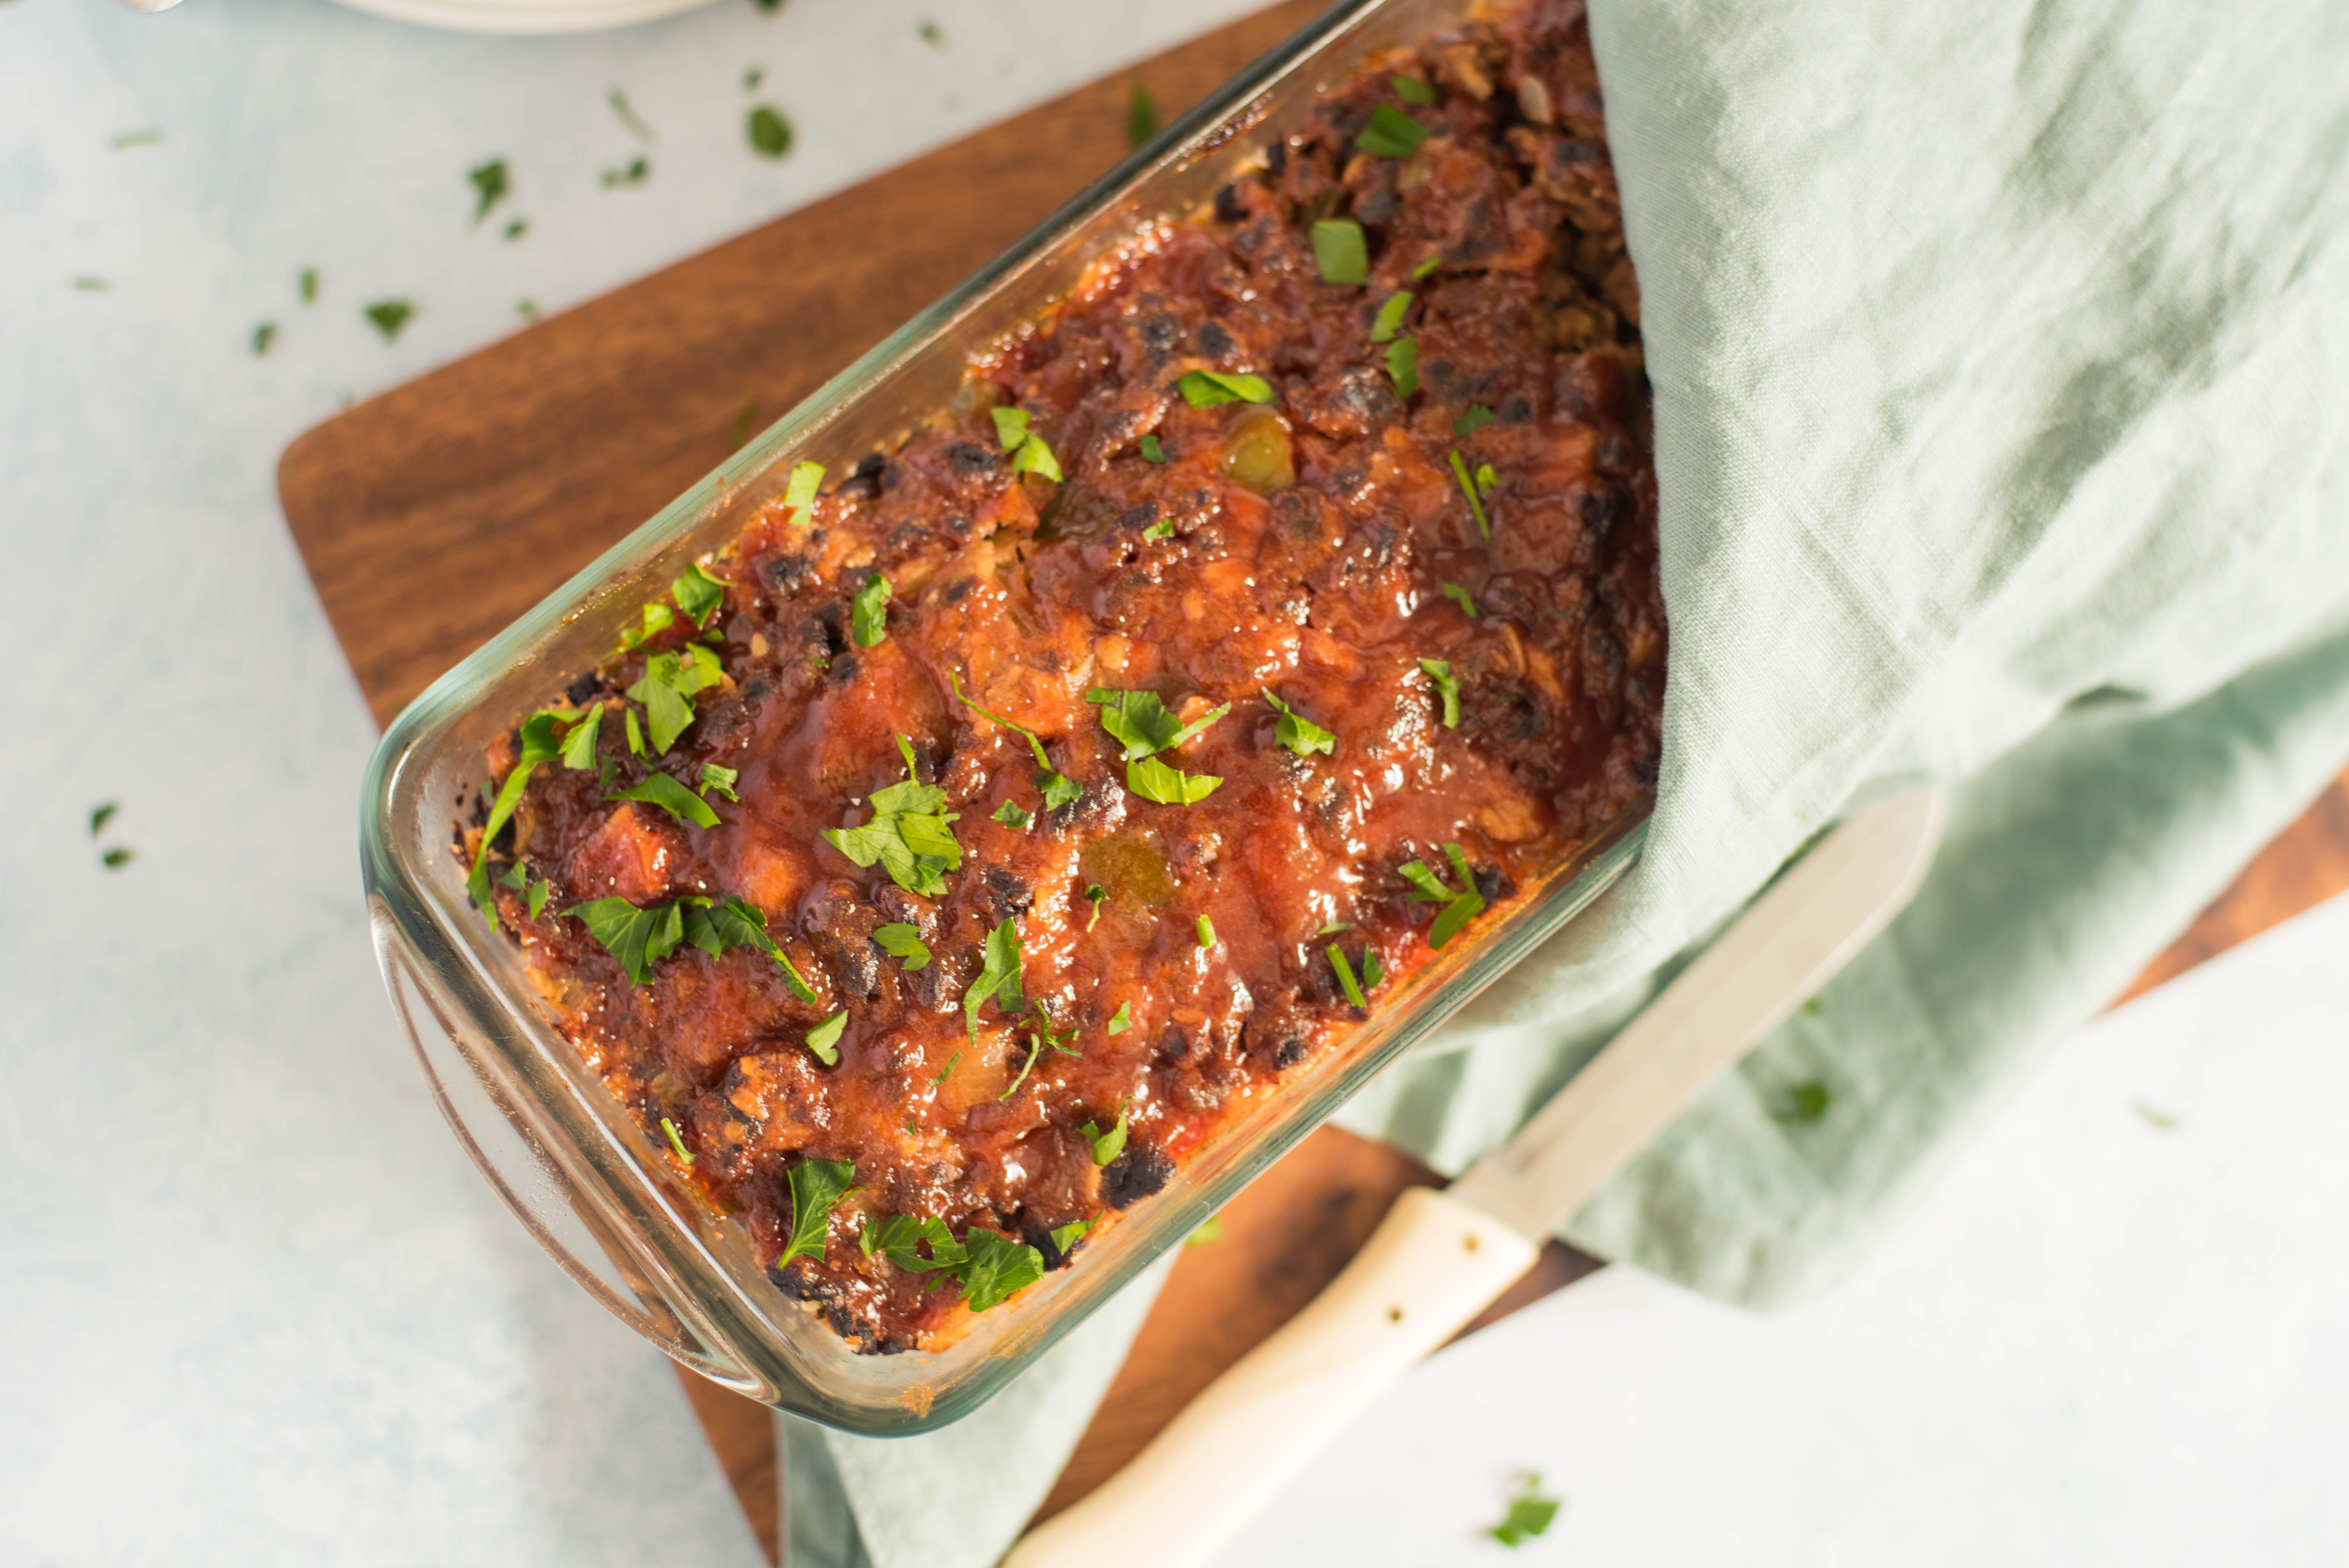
[804,1009,849,1066]
[1386,337,1419,398]
[504,218,528,241]
[1316,919,1354,935]
[863,1212,959,1272]
[102,847,134,870]
[467,707,590,917]
[1356,103,1431,159]
[1079,1097,1131,1167]
[625,644,722,753]
[950,671,1083,811]
[781,459,824,522]
[677,894,817,1000]
[873,923,931,971]
[467,158,510,225]
[698,762,738,800]
[298,267,319,303]
[1186,1215,1224,1247]
[1141,517,1176,541]
[1139,432,1167,463]
[1107,1001,1132,1035]
[1122,757,1219,805]
[1050,1217,1093,1252]
[252,322,277,357]
[517,298,539,319]
[1126,82,1159,148]
[917,20,943,47]
[1440,581,1480,619]
[1770,1080,1833,1126]
[601,157,650,188]
[993,799,1033,830]
[957,1228,1046,1311]
[1370,289,1413,344]
[608,87,656,141]
[777,1158,856,1270]
[364,299,414,342]
[991,405,1064,482]
[1419,657,1461,728]
[1196,914,1216,948]
[1176,369,1274,407]
[1327,944,1368,1008]
[1086,687,1228,804]
[1310,218,1369,285]
[565,896,684,985]
[1000,1036,1043,1100]
[671,560,729,626]
[931,1051,962,1085]
[607,770,720,829]
[1477,460,1498,491]
[1084,884,1108,929]
[1411,254,1442,281]
[962,915,1024,1044]
[616,600,675,654]
[661,1116,694,1164]
[110,128,163,150]
[850,573,891,647]
[91,804,119,837]
[743,66,765,90]
[1399,842,1486,948]
[1390,75,1437,106]
[527,878,552,919]
[71,277,111,292]
[623,707,645,756]
[1262,688,1335,757]
[748,105,792,158]
[1487,1477,1561,1547]
[1453,404,1494,437]
[1449,448,1492,538]
[823,737,964,897]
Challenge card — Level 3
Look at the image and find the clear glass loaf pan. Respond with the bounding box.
[358,0,1650,1435]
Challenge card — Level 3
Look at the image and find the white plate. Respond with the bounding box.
[327,0,720,35]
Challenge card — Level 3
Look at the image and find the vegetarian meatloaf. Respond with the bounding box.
[462,0,1662,1354]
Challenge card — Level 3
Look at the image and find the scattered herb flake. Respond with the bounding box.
[1139,431,1167,463]
[1196,914,1216,948]
[1084,884,1108,930]
[931,1051,962,1086]
[743,66,765,90]
[1176,368,1274,407]
[993,799,1034,830]
[1310,218,1369,285]
[917,19,943,46]
[781,459,824,521]
[1010,429,1063,481]
[1085,688,1229,761]
[101,847,134,870]
[1770,1080,1833,1126]
[71,276,112,293]
[1051,1216,1093,1252]
[608,87,656,142]
[661,1115,694,1164]
[1107,1001,1133,1035]
[1370,289,1413,344]
[1487,1477,1561,1547]
[1262,688,1335,757]
[822,738,964,898]
[1453,404,1494,437]
[949,672,1081,808]
[298,267,319,303]
[364,298,414,342]
[962,916,1024,1044]
[609,771,720,829]
[565,897,684,985]
[999,1035,1043,1101]
[957,1227,1046,1311]
[1419,657,1461,728]
[1079,1097,1131,1167]
[623,706,645,756]
[1186,1214,1224,1247]
[697,762,739,801]
[873,923,932,971]
[1440,581,1479,619]
[1390,75,1437,106]
[1411,254,1442,282]
[90,804,119,837]
[1126,82,1159,148]
[2133,1099,2180,1132]
[516,298,539,319]
[504,216,529,241]
[1362,948,1383,989]
[1327,944,1368,1008]
[672,559,730,626]
[1356,103,1431,159]
[777,1158,856,1268]
[804,1009,848,1066]
[1387,336,1419,398]
[467,158,510,225]
[1142,517,1176,541]
[110,128,163,150]
[1429,843,1486,946]
[850,574,891,647]
[1449,448,1493,538]
[250,321,277,356]
[748,104,792,159]
[1476,460,1498,492]
[1126,752,1222,805]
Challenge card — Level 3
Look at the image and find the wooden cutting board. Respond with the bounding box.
[277,3,2349,1558]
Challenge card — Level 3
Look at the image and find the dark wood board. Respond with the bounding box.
[276,3,2349,1557]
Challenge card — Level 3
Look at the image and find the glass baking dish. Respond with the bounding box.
[359,0,1651,1435]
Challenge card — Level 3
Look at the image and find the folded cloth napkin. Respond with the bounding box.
[805,0,2349,1559]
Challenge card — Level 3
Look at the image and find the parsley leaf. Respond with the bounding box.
[661,1115,693,1165]
[1139,432,1167,463]
[607,771,720,829]
[1370,289,1413,344]
[1042,773,1084,809]
[1141,518,1176,541]
[747,104,792,158]
[1176,369,1274,407]
[851,574,891,647]
[623,707,645,757]
[993,799,1033,830]
[957,1228,1046,1311]
[672,560,729,626]
[781,460,824,522]
[1450,448,1492,538]
[1328,943,1368,1008]
[804,1009,848,1066]
[1487,1477,1561,1547]
[1126,82,1159,148]
[777,1158,856,1269]
[527,879,552,919]
[1391,75,1438,105]
[1085,688,1230,760]
[1387,336,1419,398]
[561,705,603,768]
[962,916,1024,1044]
[1316,919,1355,935]
[101,847,134,870]
[1770,1080,1833,1126]
[1084,884,1108,930]
[1078,1097,1130,1167]
[616,600,674,654]
[950,672,1082,810]
[467,158,509,226]
[1440,581,1480,619]
[626,648,716,754]
[1453,404,1494,437]
[565,897,684,985]
[364,299,414,343]
[1419,657,1461,728]
[1356,103,1431,159]
[1430,843,1487,947]
[991,406,1064,483]
[677,894,818,1001]
[1196,914,1217,947]
[1107,1001,1132,1035]
[823,739,964,896]
[1050,1217,1093,1252]
[91,803,119,837]
[863,1213,962,1274]
[699,762,738,800]
[1399,859,1455,902]
[466,707,587,918]
[1126,752,1223,804]
[873,923,931,971]
[299,267,319,303]
[1310,218,1368,285]
[991,405,1030,450]
[1262,688,1335,756]
[601,157,651,189]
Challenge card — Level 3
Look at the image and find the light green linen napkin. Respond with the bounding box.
[798,0,2349,1558]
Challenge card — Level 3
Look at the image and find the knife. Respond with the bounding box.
[1005,787,1946,1568]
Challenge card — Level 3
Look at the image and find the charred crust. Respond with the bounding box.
[1099,1144,1174,1210]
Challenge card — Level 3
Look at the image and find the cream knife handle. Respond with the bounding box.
[1002,1186,1539,1568]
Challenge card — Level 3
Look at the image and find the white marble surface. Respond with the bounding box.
[0,0,1259,1561]
[1212,890,2349,1566]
